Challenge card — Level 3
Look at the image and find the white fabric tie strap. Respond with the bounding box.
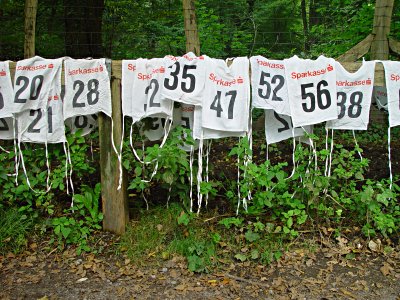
[388,126,393,189]
[352,130,363,161]
[189,145,194,212]
[196,133,204,214]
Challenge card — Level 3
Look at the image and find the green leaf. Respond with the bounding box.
[234,253,247,262]
[245,230,260,242]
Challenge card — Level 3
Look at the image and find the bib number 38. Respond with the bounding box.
[300,80,331,112]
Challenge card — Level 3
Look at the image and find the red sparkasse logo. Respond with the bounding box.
[48,64,54,69]
[327,64,334,72]
[0,69,6,77]
[237,77,244,84]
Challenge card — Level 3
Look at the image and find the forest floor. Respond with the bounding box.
[1,122,400,299]
[0,231,399,300]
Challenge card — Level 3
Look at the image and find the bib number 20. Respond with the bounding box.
[301,80,331,112]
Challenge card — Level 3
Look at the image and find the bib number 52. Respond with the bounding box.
[301,80,331,112]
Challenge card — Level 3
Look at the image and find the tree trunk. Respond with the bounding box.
[64,0,104,58]
[370,0,394,60]
[24,0,38,58]
[301,0,309,51]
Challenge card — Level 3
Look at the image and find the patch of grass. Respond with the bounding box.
[0,207,34,255]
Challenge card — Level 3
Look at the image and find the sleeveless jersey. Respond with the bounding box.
[382,61,400,127]
[0,61,15,140]
[122,58,173,123]
[250,56,290,115]
[326,61,375,130]
[65,114,98,136]
[63,58,111,121]
[161,52,207,106]
[284,55,337,127]
[265,109,311,145]
[201,57,250,133]
[193,106,246,140]
[12,56,62,114]
[372,86,388,112]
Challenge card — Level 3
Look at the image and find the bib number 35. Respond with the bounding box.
[300,80,331,112]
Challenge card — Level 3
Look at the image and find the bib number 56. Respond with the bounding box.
[301,80,331,112]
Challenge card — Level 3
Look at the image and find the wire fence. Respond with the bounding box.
[0,1,399,61]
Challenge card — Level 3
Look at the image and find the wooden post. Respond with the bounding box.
[99,65,129,234]
[24,0,38,58]
[182,0,201,55]
[371,0,395,60]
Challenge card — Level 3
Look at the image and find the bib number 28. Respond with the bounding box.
[301,80,331,112]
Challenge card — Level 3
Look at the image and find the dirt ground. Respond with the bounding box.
[0,231,399,300]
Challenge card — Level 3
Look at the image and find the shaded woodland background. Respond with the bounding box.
[1,0,400,61]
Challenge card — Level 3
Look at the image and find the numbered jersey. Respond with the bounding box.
[0,61,14,118]
[18,66,65,143]
[0,61,15,140]
[63,58,111,120]
[373,86,388,112]
[122,58,173,123]
[65,114,98,136]
[326,61,375,130]
[161,52,207,106]
[284,55,337,127]
[382,61,400,127]
[193,106,246,140]
[201,57,250,132]
[265,110,312,145]
[250,56,290,115]
[0,118,15,140]
[12,56,62,114]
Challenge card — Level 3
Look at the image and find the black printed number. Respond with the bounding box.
[0,118,9,131]
[72,79,100,108]
[164,63,196,93]
[301,80,331,112]
[258,72,284,101]
[145,79,160,108]
[274,111,292,133]
[337,91,363,119]
[14,75,44,103]
[27,107,53,134]
[210,90,237,119]
[0,89,4,110]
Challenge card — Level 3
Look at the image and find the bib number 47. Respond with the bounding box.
[210,90,237,119]
[301,80,331,112]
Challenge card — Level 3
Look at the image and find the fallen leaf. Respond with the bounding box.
[76,277,88,283]
[380,262,393,276]
[175,284,186,291]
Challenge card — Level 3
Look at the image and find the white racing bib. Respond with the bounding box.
[0,118,15,140]
[201,57,250,132]
[250,56,290,115]
[0,61,16,140]
[12,56,62,114]
[161,52,207,106]
[326,61,375,130]
[265,110,311,144]
[63,58,111,121]
[284,55,337,127]
[193,105,246,140]
[65,114,98,136]
[18,66,65,143]
[373,86,388,112]
[382,61,400,127]
[122,58,173,123]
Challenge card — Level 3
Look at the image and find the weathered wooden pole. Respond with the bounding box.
[99,66,129,234]
[24,0,38,58]
[182,0,201,55]
[370,0,395,60]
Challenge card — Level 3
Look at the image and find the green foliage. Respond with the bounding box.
[0,207,34,255]
[50,183,103,254]
[227,134,399,239]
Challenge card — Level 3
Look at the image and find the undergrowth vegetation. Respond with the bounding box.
[0,122,399,273]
